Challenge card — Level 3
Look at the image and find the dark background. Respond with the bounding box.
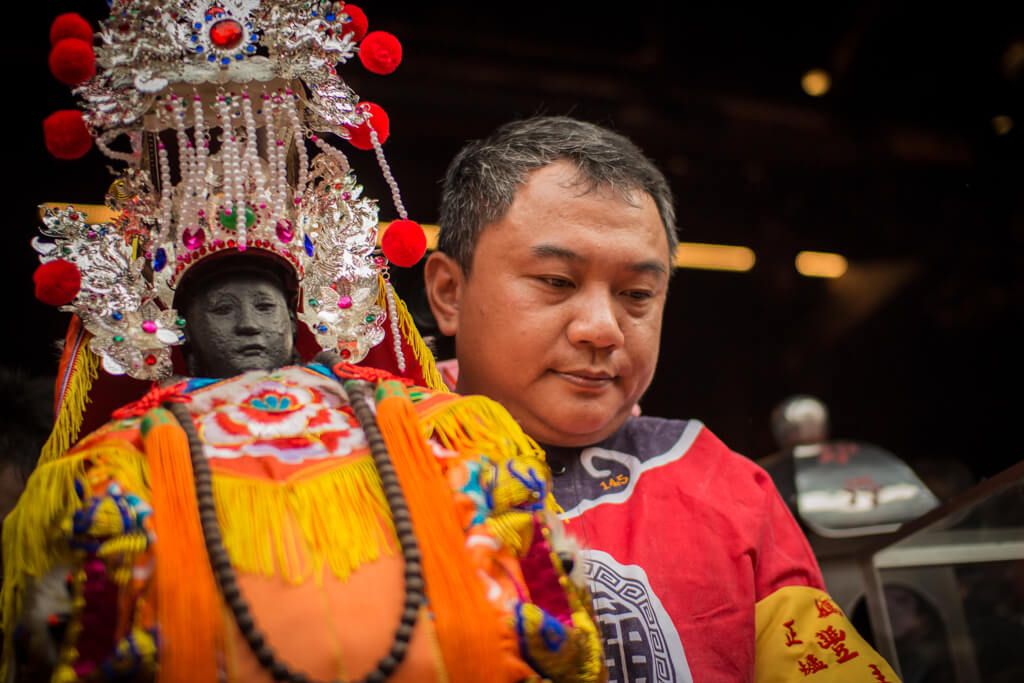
[7,2,1022,493]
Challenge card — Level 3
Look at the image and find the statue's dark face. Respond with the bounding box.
[183,272,295,378]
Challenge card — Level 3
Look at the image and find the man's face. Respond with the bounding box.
[426,161,670,447]
[184,272,295,378]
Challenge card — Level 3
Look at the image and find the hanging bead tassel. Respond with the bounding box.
[283,91,308,205]
[231,93,246,251]
[170,94,196,247]
[157,140,173,239]
[215,95,234,228]
[370,129,408,220]
[192,93,210,235]
[240,90,265,247]
[385,279,406,373]
[262,90,286,227]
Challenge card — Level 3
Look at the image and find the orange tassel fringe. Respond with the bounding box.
[373,381,505,682]
[142,411,222,683]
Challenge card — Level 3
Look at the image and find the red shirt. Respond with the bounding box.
[550,417,825,683]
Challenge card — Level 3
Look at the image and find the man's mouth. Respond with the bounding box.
[552,369,616,390]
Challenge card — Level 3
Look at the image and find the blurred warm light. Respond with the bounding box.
[801,69,832,97]
[992,115,1014,136]
[796,251,848,278]
[675,242,756,272]
[1001,41,1024,80]
[40,202,116,223]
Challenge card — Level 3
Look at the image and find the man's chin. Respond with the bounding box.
[527,408,631,448]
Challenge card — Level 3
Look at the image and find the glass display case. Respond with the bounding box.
[860,460,1024,683]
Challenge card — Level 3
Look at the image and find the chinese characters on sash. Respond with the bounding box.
[868,664,895,682]
[815,625,859,663]
[782,597,888,678]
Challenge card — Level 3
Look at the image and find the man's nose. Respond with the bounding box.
[566,290,625,350]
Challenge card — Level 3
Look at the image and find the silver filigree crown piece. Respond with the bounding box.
[33,1,410,380]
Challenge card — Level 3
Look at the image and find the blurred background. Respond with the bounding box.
[7,1,1022,495]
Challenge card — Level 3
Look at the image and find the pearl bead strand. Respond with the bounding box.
[215,95,234,224]
[370,129,408,220]
[283,91,309,203]
[170,94,195,244]
[191,93,210,234]
[240,91,266,225]
[263,91,286,225]
[385,279,406,373]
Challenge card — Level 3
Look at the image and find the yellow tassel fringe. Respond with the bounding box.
[212,457,396,585]
[422,395,565,516]
[1,447,398,678]
[422,395,545,463]
[38,342,100,467]
[0,445,148,681]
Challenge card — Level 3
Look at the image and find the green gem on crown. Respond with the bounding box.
[218,205,257,232]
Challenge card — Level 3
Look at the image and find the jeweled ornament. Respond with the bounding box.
[275,219,294,242]
[183,227,206,250]
[219,206,256,231]
[209,18,243,49]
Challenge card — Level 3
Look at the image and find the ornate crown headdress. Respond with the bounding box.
[33,1,428,381]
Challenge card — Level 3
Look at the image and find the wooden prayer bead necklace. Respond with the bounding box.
[165,376,425,683]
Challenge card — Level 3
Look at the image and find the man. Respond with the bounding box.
[425,116,901,682]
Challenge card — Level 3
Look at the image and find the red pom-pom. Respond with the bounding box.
[339,4,368,42]
[43,110,92,160]
[344,102,389,150]
[382,220,426,267]
[358,31,402,75]
[50,13,93,46]
[33,260,82,306]
[49,38,96,86]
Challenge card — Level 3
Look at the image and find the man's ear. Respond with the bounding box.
[423,251,463,337]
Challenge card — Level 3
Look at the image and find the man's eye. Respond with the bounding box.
[541,277,574,289]
[255,302,277,312]
[624,290,653,301]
